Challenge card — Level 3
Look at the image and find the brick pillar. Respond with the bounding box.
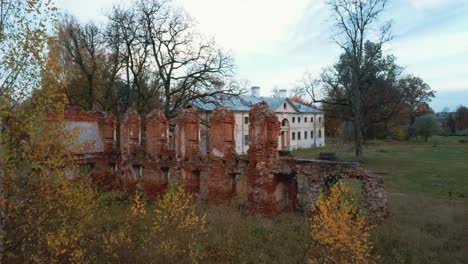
[207,108,236,205]
[101,113,116,152]
[247,102,281,214]
[145,109,168,158]
[120,109,140,155]
[174,108,201,195]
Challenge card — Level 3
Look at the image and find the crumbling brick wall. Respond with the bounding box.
[207,108,237,205]
[289,158,389,222]
[146,109,168,157]
[59,105,388,222]
[143,110,170,198]
[175,108,202,195]
[120,109,141,155]
[247,102,295,215]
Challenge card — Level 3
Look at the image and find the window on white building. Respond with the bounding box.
[283,103,287,110]
[311,117,314,122]
[298,132,301,140]
[319,117,322,123]
[305,117,307,123]
[298,117,301,123]
[319,130,322,138]
[244,116,249,124]
[304,131,308,139]
[244,135,249,145]
[292,117,295,123]
[292,132,296,140]
[311,131,314,138]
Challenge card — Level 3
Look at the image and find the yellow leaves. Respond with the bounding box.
[309,181,376,264]
[131,192,146,217]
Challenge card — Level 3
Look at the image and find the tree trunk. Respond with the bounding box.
[87,75,94,110]
[0,117,5,260]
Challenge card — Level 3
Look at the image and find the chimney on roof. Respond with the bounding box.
[251,86,260,97]
[278,89,288,98]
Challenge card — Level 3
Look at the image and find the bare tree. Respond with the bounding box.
[304,0,392,161]
[58,17,103,110]
[137,0,237,118]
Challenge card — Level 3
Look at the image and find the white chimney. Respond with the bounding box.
[251,86,260,97]
[278,89,288,98]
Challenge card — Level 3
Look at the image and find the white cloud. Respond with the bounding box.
[179,0,315,53]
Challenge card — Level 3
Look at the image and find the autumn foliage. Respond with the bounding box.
[309,182,376,264]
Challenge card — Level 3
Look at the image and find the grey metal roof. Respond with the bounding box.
[192,94,322,113]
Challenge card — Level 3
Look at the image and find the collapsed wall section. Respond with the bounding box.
[207,108,237,205]
[290,159,389,222]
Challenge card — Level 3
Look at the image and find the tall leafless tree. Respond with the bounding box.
[304,0,392,161]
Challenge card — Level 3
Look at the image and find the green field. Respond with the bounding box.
[292,136,468,263]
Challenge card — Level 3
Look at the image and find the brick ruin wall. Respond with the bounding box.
[59,104,389,221]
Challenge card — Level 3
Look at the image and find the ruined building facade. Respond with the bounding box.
[61,102,388,221]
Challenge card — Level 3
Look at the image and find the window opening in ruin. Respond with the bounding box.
[161,167,169,182]
[133,165,143,177]
[273,173,297,211]
[230,174,237,195]
[109,162,117,171]
[192,170,201,193]
[292,132,296,140]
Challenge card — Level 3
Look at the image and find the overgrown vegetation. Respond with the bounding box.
[294,137,468,263]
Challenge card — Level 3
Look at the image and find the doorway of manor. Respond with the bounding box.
[280,118,290,150]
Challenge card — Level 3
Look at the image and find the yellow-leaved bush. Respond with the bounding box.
[309,181,376,264]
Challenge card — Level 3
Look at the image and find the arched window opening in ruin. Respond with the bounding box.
[230,173,238,196]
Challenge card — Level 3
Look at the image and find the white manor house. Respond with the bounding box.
[194,86,325,155]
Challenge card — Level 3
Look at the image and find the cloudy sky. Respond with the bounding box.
[56,0,468,111]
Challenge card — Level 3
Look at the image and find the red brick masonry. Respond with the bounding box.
[60,104,388,221]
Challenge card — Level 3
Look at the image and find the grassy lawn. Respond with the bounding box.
[292,136,468,264]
